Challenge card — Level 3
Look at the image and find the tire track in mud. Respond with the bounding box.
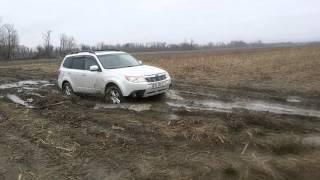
[1,80,320,119]
[166,87,320,119]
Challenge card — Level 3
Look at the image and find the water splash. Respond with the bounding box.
[166,90,184,100]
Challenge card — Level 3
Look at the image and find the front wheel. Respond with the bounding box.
[105,85,124,104]
[62,82,73,96]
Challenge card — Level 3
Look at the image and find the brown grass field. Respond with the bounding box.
[138,45,320,95]
[0,45,320,179]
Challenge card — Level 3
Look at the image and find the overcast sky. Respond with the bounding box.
[1,0,319,47]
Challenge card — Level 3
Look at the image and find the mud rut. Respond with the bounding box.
[1,79,320,179]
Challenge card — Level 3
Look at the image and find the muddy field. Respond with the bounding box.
[1,46,320,180]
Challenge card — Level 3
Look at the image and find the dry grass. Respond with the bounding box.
[137,45,320,95]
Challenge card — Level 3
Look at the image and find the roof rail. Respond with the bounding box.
[68,50,96,55]
[95,49,121,52]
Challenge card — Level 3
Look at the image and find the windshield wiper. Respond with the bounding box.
[105,65,137,69]
[122,65,137,68]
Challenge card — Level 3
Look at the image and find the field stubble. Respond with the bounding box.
[0,46,320,179]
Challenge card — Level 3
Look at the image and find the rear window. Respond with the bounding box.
[71,57,85,70]
[63,57,72,68]
[63,56,95,70]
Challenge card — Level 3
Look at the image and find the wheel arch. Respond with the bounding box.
[104,81,124,96]
[62,80,70,87]
[61,79,75,92]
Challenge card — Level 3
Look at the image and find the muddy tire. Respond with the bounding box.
[62,82,73,96]
[105,85,124,104]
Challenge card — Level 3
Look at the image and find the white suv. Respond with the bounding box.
[57,50,171,103]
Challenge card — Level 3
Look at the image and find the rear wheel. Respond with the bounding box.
[105,85,124,104]
[62,82,73,96]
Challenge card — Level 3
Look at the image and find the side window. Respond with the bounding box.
[71,57,85,70]
[63,57,73,68]
[85,56,98,70]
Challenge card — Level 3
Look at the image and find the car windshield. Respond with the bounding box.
[97,53,140,69]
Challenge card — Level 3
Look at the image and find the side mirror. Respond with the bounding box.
[90,65,99,71]
[138,60,143,65]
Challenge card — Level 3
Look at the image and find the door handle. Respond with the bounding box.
[81,74,87,76]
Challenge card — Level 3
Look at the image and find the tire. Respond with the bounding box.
[62,82,73,96]
[105,85,124,104]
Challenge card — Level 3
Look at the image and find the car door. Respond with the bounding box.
[69,56,86,92]
[81,56,101,93]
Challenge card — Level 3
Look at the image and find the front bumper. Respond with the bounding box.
[126,79,171,97]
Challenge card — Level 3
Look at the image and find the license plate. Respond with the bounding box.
[152,81,167,89]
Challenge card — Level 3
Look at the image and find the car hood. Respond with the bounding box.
[106,65,166,76]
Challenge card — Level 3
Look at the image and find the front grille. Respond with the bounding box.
[145,74,166,82]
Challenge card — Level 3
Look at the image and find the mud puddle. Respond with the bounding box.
[0,80,55,107]
[303,136,320,146]
[0,80,50,90]
[94,103,152,112]
[53,88,320,119]
[2,80,319,119]
[6,94,34,108]
[167,98,320,118]
[94,89,320,119]
[286,96,303,103]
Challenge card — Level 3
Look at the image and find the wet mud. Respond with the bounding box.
[1,78,320,180]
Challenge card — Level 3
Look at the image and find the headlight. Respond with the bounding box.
[125,75,146,83]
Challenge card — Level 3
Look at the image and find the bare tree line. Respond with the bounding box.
[0,18,316,61]
[0,20,19,60]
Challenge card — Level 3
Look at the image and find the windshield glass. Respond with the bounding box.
[97,53,140,69]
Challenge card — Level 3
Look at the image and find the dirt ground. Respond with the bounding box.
[1,46,320,180]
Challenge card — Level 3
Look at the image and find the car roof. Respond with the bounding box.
[95,51,125,56]
[65,51,126,58]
